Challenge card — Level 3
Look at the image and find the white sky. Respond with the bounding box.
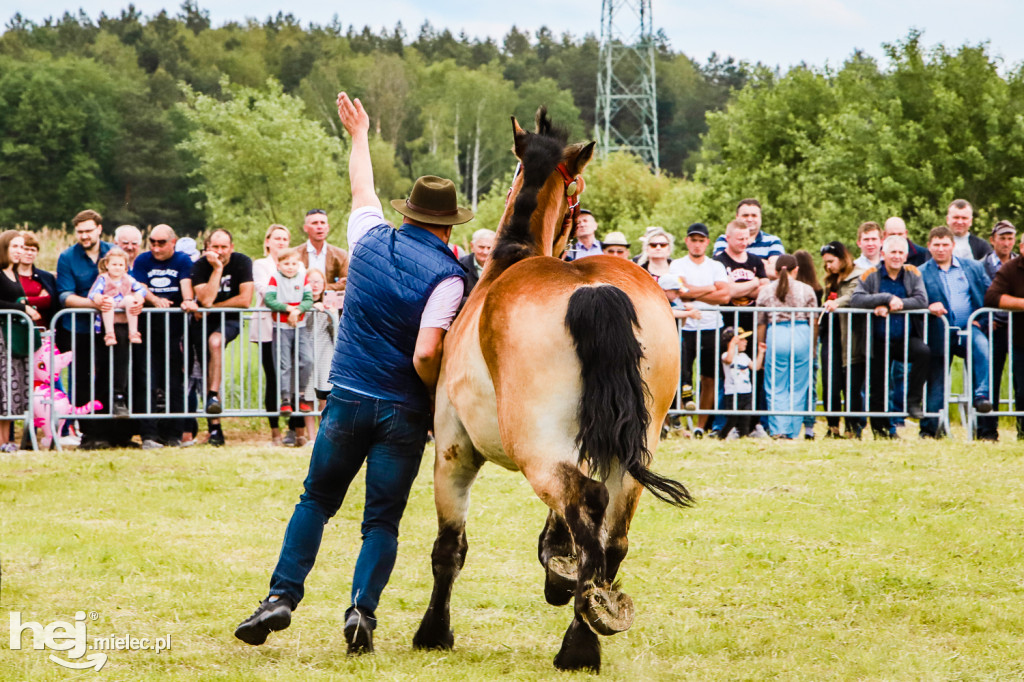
[6,0,1024,71]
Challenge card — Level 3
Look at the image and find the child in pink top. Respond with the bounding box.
[88,248,147,346]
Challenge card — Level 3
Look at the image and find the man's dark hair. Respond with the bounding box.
[948,199,972,212]
[72,209,102,227]
[736,198,761,214]
[207,228,234,245]
[928,226,955,243]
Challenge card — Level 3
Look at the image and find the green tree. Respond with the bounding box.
[177,77,350,255]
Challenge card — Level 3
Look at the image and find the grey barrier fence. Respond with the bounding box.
[965,308,1023,441]
[0,310,40,451]
[667,306,953,435]
[5,305,1019,449]
[45,307,338,451]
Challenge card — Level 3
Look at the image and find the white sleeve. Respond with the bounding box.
[419,276,466,330]
[347,206,387,248]
[712,260,730,283]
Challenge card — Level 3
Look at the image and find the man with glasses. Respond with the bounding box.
[130,225,198,448]
[300,209,349,293]
[669,222,731,434]
[56,209,130,449]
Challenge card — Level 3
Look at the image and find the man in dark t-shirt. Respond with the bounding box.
[131,224,198,448]
[190,228,254,445]
[714,219,768,332]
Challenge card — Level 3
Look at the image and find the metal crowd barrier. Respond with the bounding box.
[668,306,951,432]
[0,310,39,451]
[965,308,1023,441]
[43,307,338,451]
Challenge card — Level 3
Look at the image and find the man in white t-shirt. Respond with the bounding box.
[668,222,731,431]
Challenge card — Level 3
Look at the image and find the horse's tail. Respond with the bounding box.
[565,285,693,508]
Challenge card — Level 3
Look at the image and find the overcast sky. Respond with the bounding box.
[7,0,1024,71]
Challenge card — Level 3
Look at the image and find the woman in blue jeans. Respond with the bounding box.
[756,254,818,439]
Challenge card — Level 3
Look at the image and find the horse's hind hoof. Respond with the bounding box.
[582,586,634,636]
[544,555,577,606]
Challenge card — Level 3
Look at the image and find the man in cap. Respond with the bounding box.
[668,222,731,433]
[236,92,470,654]
[984,220,1017,280]
[601,231,631,258]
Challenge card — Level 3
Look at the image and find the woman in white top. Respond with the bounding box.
[251,224,301,446]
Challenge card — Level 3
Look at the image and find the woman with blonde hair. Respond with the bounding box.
[634,226,675,278]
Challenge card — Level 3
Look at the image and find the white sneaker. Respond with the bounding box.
[751,424,768,439]
[726,428,740,440]
[58,434,81,447]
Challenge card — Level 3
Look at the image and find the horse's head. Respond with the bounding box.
[491,108,595,265]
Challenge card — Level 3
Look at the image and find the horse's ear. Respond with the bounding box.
[511,116,529,159]
[568,141,597,177]
[535,106,551,135]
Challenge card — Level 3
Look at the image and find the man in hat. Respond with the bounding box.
[235,92,471,654]
[601,231,631,258]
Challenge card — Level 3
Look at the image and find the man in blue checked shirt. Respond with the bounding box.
[713,198,785,278]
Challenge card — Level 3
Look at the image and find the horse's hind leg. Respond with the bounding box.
[412,425,481,651]
[538,510,575,606]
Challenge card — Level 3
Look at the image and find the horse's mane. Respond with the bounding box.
[490,109,569,265]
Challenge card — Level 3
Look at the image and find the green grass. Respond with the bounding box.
[3,431,1024,680]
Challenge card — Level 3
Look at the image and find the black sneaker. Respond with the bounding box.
[235,596,293,646]
[973,398,993,414]
[344,608,374,655]
[209,430,225,447]
[113,397,130,418]
[205,394,222,415]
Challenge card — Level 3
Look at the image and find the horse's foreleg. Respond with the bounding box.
[412,432,480,651]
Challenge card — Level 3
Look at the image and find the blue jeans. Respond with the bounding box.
[268,386,430,621]
[765,321,812,439]
[921,326,991,437]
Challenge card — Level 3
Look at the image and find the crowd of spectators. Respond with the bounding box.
[2,195,1023,451]
[0,207,351,452]
[570,198,1024,442]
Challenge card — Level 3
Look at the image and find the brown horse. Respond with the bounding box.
[412,110,692,672]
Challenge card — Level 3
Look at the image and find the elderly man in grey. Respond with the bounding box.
[115,224,144,269]
[459,228,495,306]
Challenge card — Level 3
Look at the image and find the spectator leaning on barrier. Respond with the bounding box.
[565,209,602,260]
[235,92,470,653]
[850,235,929,439]
[191,228,254,447]
[114,225,143,269]
[946,199,992,261]
[819,241,866,439]
[983,228,1024,440]
[756,253,817,440]
[130,224,197,449]
[300,209,349,293]
[668,222,731,433]
[713,198,785,277]
[56,209,129,450]
[920,226,995,439]
[16,231,57,329]
[854,221,883,271]
[884,217,931,267]
[459,228,495,305]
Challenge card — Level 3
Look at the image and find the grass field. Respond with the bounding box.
[3,428,1024,680]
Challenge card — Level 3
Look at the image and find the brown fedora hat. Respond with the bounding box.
[390,175,474,226]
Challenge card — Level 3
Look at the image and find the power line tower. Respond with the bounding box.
[595,0,659,171]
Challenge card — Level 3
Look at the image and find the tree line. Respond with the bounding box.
[2,6,1020,256]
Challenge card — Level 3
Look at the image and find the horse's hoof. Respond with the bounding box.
[554,617,601,672]
[412,622,454,651]
[544,555,577,606]
[582,585,634,636]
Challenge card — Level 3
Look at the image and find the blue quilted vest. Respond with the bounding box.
[329,223,466,412]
